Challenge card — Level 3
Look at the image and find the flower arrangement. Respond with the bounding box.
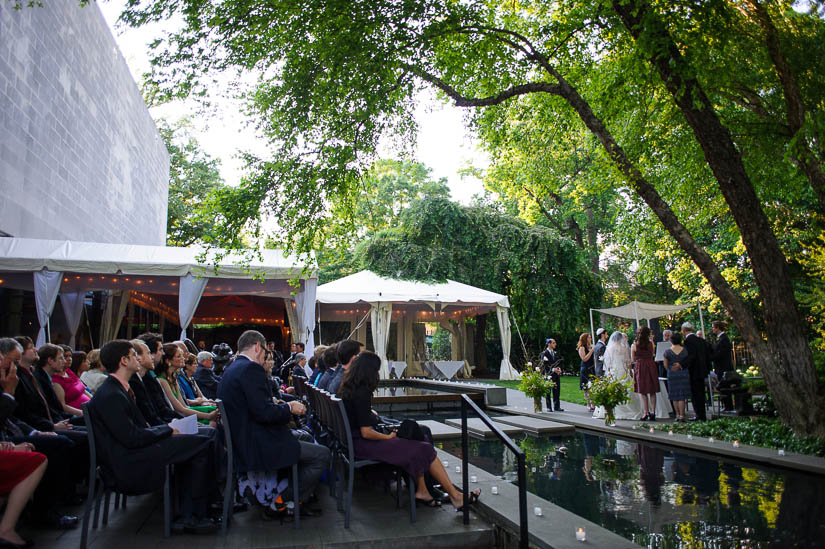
[519,366,556,413]
[588,375,633,425]
[736,365,761,378]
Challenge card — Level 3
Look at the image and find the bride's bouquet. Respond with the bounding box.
[588,375,633,425]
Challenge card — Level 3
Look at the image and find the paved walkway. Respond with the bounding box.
[490,387,825,476]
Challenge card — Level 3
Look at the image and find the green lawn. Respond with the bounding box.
[476,376,586,406]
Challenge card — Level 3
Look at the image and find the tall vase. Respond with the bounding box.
[604,407,615,426]
[533,397,543,413]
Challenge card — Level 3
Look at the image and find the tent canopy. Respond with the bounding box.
[593,300,694,321]
[316,270,510,309]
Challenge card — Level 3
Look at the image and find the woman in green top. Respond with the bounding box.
[157,343,217,426]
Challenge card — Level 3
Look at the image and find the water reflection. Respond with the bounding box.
[438,431,825,548]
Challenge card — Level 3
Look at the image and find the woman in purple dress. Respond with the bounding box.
[632,326,659,421]
[339,351,479,510]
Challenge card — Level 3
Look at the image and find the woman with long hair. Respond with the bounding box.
[79,348,107,393]
[577,333,596,412]
[156,343,216,425]
[632,326,659,421]
[663,332,690,422]
[339,351,480,510]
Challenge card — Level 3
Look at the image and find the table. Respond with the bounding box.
[388,361,407,378]
[656,377,673,417]
[423,360,464,380]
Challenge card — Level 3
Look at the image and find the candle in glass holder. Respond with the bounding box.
[442,460,449,467]
[576,527,586,542]
[455,465,461,473]
[733,440,740,448]
[491,486,499,495]
[534,506,543,517]
[668,430,674,436]
[708,437,715,443]
[649,427,655,433]
[470,475,478,483]
[687,434,693,440]
[778,449,786,456]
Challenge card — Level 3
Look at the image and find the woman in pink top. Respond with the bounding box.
[48,349,91,416]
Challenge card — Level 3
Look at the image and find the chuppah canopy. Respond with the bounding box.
[0,237,316,346]
[316,270,516,379]
[590,300,703,343]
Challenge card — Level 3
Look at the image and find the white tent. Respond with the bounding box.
[590,300,704,343]
[316,270,519,380]
[0,237,317,351]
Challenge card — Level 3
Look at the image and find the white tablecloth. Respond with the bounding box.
[388,361,407,378]
[656,378,673,417]
[432,361,464,380]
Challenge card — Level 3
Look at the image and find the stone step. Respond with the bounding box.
[418,419,463,440]
[445,417,524,438]
[492,415,575,435]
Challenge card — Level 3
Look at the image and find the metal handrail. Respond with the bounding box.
[460,394,528,549]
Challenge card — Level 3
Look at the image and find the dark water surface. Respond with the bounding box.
[437,431,825,548]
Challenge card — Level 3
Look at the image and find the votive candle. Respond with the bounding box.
[733,440,740,448]
[708,437,715,443]
[455,465,461,473]
[470,475,478,483]
[668,430,674,436]
[576,527,586,542]
[491,486,499,495]
[687,434,693,440]
[649,427,655,433]
[778,449,786,456]
[443,460,449,467]
[534,506,543,517]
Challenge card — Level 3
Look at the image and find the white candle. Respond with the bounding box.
[576,527,586,542]
[534,506,543,516]
[708,437,715,443]
[443,460,449,467]
[668,430,674,436]
[733,440,740,448]
[455,465,461,473]
[470,475,478,483]
[649,427,655,433]
[778,449,786,456]
[687,434,693,440]
[491,486,499,495]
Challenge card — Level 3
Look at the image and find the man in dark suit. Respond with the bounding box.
[541,338,563,412]
[218,330,328,515]
[89,340,216,534]
[136,333,182,423]
[710,321,733,375]
[681,323,709,421]
[193,351,221,400]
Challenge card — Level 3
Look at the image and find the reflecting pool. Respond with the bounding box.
[438,431,825,548]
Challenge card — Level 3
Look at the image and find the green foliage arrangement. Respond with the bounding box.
[648,417,825,458]
[518,367,555,399]
[588,375,633,425]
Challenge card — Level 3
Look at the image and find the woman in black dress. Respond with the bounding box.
[339,351,480,509]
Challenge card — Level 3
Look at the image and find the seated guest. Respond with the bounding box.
[316,345,339,389]
[13,340,74,432]
[308,346,327,386]
[48,349,91,417]
[217,330,329,517]
[79,349,107,393]
[70,352,89,378]
[136,333,181,423]
[0,441,48,547]
[291,353,308,383]
[328,340,363,396]
[178,353,212,406]
[339,351,479,510]
[33,344,76,423]
[193,351,220,400]
[156,344,216,425]
[89,340,217,534]
[129,339,167,427]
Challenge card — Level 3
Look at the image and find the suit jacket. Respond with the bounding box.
[33,366,69,420]
[88,376,173,494]
[593,340,607,377]
[327,367,344,395]
[130,373,165,427]
[711,333,733,373]
[193,365,220,400]
[143,372,181,423]
[13,366,55,431]
[683,333,709,382]
[316,367,337,391]
[217,355,299,473]
[0,391,30,439]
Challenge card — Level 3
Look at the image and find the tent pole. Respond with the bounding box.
[633,301,639,331]
[589,309,595,347]
[698,303,705,335]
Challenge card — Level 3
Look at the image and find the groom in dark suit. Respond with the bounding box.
[541,339,563,412]
[710,321,733,375]
[218,330,328,515]
[681,323,709,421]
[89,340,217,534]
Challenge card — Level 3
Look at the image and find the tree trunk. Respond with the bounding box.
[611,0,824,435]
[584,204,599,273]
[474,313,488,374]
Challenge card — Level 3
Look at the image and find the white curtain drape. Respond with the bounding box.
[100,290,130,343]
[497,305,520,380]
[370,301,393,379]
[179,274,209,341]
[294,278,317,363]
[60,291,86,348]
[34,270,62,346]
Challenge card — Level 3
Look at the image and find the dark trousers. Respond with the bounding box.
[690,377,707,420]
[12,433,76,511]
[545,372,561,410]
[160,433,216,519]
[290,441,330,503]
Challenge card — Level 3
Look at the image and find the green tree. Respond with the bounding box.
[159,119,227,246]
[120,0,825,434]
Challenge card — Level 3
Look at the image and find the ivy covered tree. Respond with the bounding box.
[119,0,825,434]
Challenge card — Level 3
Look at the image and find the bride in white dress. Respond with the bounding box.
[593,331,644,420]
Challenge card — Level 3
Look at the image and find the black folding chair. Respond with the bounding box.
[216,399,300,530]
[80,403,172,549]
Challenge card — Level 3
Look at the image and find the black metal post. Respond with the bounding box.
[516,453,528,549]
[461,396,469,525]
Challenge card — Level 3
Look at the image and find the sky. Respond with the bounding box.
[97,2,488,204]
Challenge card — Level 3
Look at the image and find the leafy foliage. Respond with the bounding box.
[518,367,556,399]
